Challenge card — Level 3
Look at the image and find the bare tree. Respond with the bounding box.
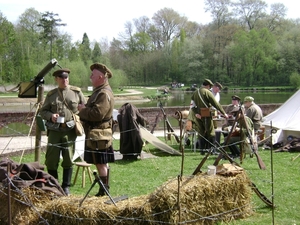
[204,0,233,28]
[266,3,287,32]
[134,16,151,33]
[232,0,267,30]
[152,8,187,46]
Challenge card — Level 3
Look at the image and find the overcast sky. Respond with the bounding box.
[0,0,298,43]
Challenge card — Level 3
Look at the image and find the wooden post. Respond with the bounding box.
[34,85,44,162]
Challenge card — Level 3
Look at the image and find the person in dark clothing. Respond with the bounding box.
[117,103,148,160]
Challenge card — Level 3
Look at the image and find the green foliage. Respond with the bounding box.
[108,68,129,89]
[79,33,92,65]
[91,42,102,62]
[289,72,300,88]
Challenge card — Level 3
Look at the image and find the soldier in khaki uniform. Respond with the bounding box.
[78,63,114,197]
[224,95,241,127]
[40,68,86,195]
[189,79,228,153]
[243,96,263,132]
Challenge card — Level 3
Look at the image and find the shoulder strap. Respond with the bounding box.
[198,89,208,108]
[58,89,74,115]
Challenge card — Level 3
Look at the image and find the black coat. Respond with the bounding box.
[117,103,148,158]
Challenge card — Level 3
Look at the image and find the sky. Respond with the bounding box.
[0,0,298,43]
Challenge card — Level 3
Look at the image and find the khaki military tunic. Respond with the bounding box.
[245,103,263,132]
[40,85,86,123]
[190,87,226,138]
[39,85,86,170]
[78,82,115,164]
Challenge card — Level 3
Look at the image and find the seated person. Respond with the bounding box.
[222,107,254,158]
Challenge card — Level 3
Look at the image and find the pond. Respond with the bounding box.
[115,90,296,109]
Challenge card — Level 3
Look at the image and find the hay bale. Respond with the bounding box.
[1,171,253,225]
[37,195,154,225]
[148,172,253,224]
[0,186,60,224]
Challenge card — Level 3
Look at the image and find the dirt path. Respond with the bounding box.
[0,93,144,104]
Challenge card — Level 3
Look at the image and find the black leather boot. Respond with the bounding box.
[199,137,207,155]
[48,169,58,179]
[62,168,73,196]
[95,176,109,197]
[208,136,218,155]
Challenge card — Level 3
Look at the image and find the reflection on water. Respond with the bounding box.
[115,90,296,109]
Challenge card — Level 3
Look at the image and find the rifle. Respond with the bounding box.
[213,113,241,167]
[213,142,273,208]
[159,102,180,143]
[18,59,59,98]
[240,106,266,170]
[150,110,160,134]
[192,148,213,175]
[145,111,160,145]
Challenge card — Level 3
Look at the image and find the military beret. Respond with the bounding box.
[90,63,113,78]
[52,68,70,78]
[231,95,241,101]
[214,82,223,90]
[244,96,254,102]
[203,79,213,87]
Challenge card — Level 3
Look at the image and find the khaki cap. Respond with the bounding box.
[90,63,113,78]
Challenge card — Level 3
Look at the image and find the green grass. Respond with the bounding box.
[6,139,300,224]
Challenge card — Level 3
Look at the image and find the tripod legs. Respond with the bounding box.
[79,171,116,207]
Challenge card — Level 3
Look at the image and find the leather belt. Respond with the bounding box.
[60,123,67,128]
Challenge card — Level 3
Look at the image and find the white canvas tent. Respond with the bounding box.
[262,89,300,144]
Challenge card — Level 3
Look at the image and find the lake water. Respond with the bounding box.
[115,90,296,108]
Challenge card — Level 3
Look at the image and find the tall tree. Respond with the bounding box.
[38,11,66,59]
[229,28,276,86]
[233,0,267,30]
[152,8,188,46]
[0,13,16,83]
[204,0,232,28]
[91,42,102,62]
[79,33,92,65]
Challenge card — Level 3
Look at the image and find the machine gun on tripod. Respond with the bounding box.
[159,102,180,143]
[18,58,59,98]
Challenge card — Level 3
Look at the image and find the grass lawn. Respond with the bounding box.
[8,138,300,225]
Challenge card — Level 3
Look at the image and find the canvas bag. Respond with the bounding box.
[73,113,84,136]
[198,89,211,117]
[87,128,112,150]
[58,89,84,136]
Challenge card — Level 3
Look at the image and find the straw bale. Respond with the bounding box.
[148,171,253,224]
[34,194,155,225]
[0,186,60,224]
[1,170,253,225]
